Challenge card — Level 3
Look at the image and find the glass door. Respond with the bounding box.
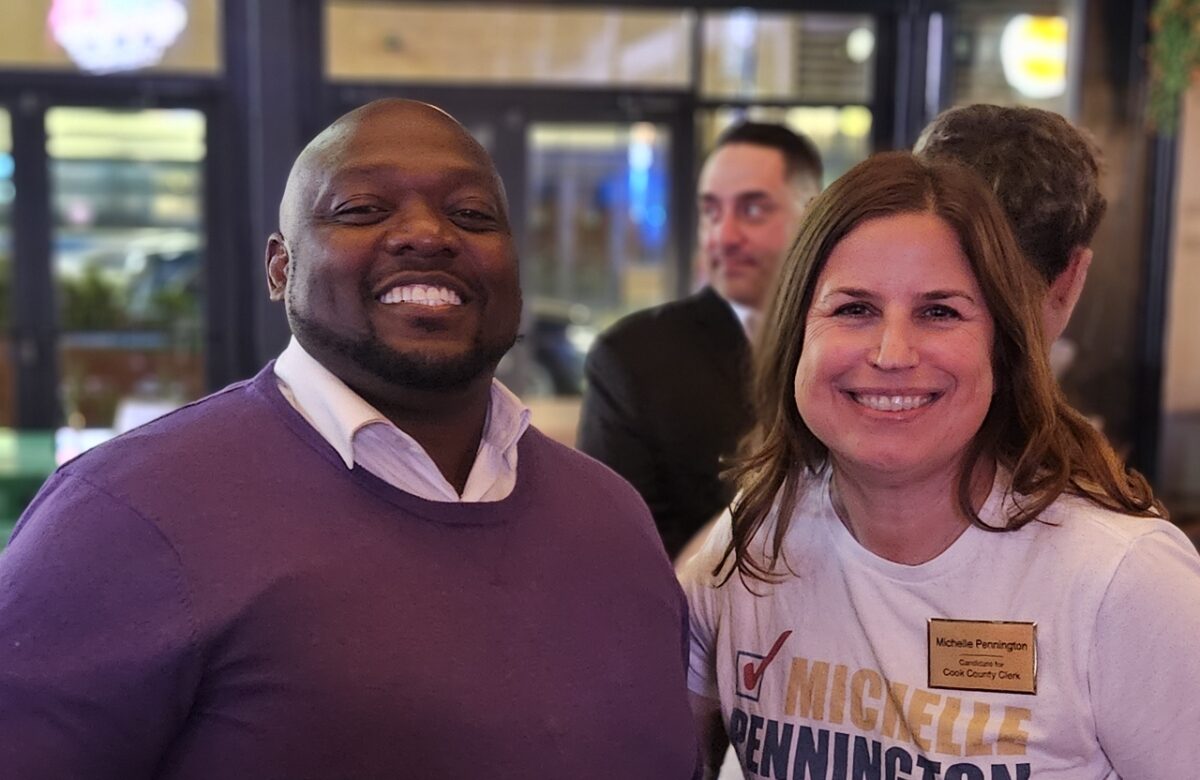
[523,121,676,397]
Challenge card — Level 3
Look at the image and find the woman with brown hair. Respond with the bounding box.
[681,152,1200,780]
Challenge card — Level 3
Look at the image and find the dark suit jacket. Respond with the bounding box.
[577,287,753,559]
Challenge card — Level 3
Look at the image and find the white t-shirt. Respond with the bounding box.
[681,469,1200,780]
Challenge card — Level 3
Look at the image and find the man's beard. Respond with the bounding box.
[289,306,517,392]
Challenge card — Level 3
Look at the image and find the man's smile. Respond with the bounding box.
[378,284,463,306]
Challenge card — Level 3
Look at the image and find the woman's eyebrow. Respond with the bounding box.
[921,289,977,303]
[820,287,875,302]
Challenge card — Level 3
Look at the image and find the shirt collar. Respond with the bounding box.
[274,337,387,468]
[725,300,759,340]
[273,337,531,469]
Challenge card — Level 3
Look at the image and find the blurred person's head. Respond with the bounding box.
[915,104,1105,343]
[718,152,1158,581]
[698,121,823,312]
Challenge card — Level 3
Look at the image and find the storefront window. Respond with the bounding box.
[326,2,692,87]
[701,11,875,103]
[48,107,206,437]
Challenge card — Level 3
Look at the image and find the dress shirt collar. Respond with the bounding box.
[273,337,530,495]
[725,299,760,341]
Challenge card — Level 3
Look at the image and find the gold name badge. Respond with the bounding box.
[928,618,1037,695]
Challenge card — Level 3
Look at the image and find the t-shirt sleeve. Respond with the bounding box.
[678,511,733,699]
[1089,523,1200,778]
[0,472,200,777]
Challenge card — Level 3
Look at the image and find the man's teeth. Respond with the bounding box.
[379,285,462,306]
[853,393,935,412]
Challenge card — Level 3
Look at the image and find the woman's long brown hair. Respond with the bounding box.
[717,152,1163,584]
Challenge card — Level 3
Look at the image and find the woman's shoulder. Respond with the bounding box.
[677,472,831,590]
[676,510,735,589]
[1021,490,1196,563]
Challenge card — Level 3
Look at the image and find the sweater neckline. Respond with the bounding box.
[250,363,535,526]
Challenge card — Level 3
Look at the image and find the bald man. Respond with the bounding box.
[0,100,698,779]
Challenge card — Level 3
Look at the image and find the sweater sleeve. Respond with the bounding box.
[1089,523,1200,778]
[0,472,201,777]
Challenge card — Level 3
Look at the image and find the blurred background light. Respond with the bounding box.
[1000,14,1068,99]
[48,0,189,75]
[846,27,875,64]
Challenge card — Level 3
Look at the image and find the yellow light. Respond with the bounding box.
[1000,14,1069,99]
[838,106,873,139]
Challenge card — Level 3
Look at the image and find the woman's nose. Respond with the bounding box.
[871,317,919,369]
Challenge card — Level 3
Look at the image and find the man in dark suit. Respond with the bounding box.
[578,122,822,559]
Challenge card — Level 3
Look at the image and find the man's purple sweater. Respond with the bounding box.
[0,366,699,779]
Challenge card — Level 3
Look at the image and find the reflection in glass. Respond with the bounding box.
[702,12,874,102]
[326,2,691,87]
[0,110,12,427]
[48,107,205,433]
[698,106,873,187]
[523,123,674,396]
[950,1,1079,114]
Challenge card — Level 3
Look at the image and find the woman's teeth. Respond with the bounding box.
[852,393,935,412]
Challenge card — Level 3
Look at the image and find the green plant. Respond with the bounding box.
[1148,0,1200,133]
[59,265,127,331]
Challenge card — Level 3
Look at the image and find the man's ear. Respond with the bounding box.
[1042,246,1092,345]
[266,233,291,302]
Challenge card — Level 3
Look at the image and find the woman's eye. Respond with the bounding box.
[923,304,962,320]
[833,302,872,317]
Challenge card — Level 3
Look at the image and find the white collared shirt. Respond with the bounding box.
[273,337,531,502]
[726,300,759,341]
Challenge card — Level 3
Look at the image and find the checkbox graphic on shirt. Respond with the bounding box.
[734,630,792,702]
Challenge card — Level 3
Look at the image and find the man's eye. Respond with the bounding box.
[452,209,498,229]
[333,204,386,222]
[741,200,775,222]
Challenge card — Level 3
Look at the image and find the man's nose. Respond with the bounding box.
[707,212,744,249]
[382,202,459,256]
[870,316,919,369]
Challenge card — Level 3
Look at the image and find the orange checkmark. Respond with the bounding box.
[742,630,793,691]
